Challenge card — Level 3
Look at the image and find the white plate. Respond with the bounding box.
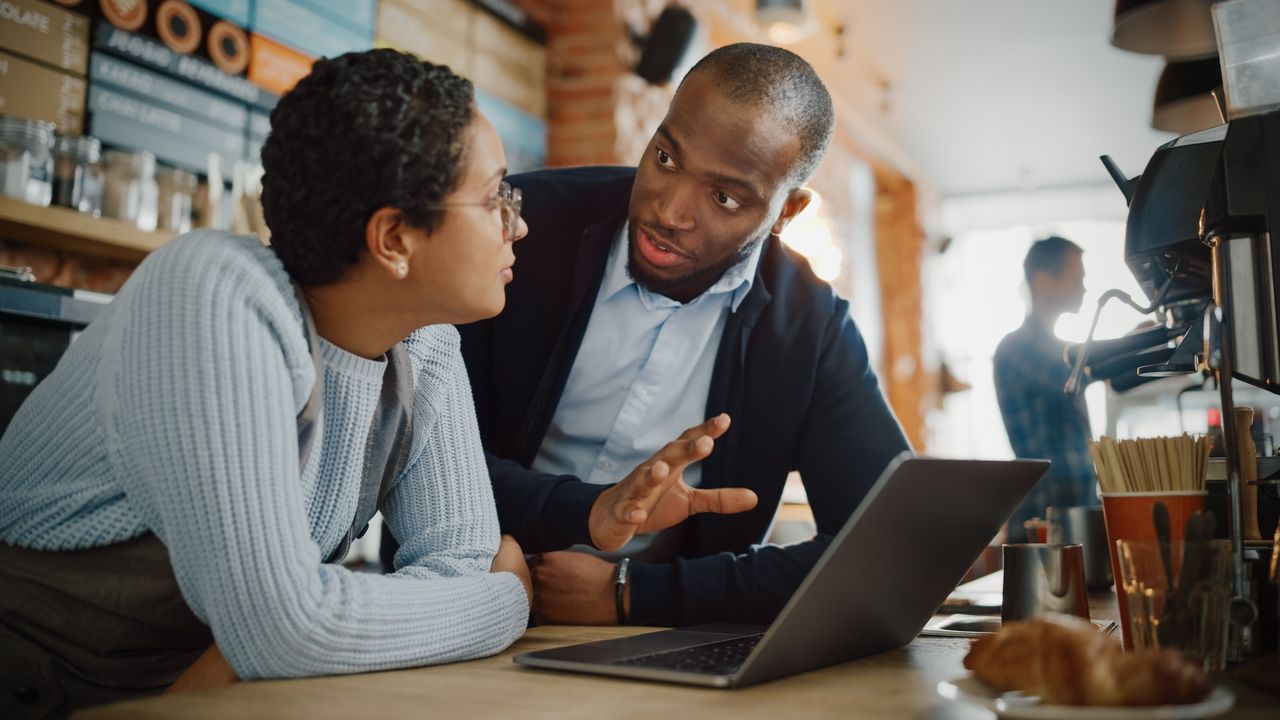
[936,675,1236,719]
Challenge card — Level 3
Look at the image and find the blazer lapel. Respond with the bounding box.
[688,238,774,556]
[701,235,773,490]
[512,210,624,464]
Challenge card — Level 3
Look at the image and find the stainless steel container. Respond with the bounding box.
[1001,543,1090,622]
[1047,505,1114,589]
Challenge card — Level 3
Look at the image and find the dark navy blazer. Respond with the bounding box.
[460,166,911,626]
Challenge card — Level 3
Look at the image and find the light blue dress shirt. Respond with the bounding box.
[531,224,761,558]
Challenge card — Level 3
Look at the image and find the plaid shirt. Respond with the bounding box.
[994,319,1098,540]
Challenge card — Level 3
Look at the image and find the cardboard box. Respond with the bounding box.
[247,31,311,95]
[0,50,85,133]
[94,23,277,112]
[88,84,245,173]
[252,0,370,59]
[91,51,248,132]
[0,0,90,75]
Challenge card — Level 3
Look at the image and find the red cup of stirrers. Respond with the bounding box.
[1089,434,1210,650]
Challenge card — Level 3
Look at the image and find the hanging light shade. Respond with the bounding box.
[1111,0,1218,60]
[756,0,814,45]
[1152,56,1225,134]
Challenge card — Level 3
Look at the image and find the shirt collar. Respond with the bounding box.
[602,221,762,312]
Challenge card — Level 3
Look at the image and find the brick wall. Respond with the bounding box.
[874,167,933,451]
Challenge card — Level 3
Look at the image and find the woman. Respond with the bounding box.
[0,50,536,715]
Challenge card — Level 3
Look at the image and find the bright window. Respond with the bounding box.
[925,219,1148,458]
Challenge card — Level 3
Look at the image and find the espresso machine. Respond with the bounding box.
[1091,99,1280,664]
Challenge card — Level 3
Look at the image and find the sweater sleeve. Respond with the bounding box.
[100,236,526,680]
[383,326,525,586]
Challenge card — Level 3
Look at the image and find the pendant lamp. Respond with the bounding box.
[1111,0,1219,60]
[1152,56,1225,134]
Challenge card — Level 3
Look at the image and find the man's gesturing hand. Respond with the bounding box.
[587,414,758,551]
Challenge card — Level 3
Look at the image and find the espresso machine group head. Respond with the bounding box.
[1060,131,1230,395]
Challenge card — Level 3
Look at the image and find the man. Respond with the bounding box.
[994,236,1097,542]
[449,43,910,627]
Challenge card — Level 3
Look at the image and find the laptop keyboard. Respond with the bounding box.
[610,634,764,675]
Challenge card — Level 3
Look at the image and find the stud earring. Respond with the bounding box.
[395,261,409,278]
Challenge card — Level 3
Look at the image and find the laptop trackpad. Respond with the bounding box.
[527,624,767,663]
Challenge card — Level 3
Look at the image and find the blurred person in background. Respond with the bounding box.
[994,236,1097,542]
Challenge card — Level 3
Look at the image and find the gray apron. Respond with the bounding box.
[0,285,415,719]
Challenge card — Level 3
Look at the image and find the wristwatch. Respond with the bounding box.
[615,557,631,625]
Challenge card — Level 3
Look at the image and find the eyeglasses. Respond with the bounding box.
[424,181,523,241]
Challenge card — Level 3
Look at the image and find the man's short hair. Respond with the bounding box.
[682,43,834,188]
[1023,236,1083,283]
[261,49,474,285]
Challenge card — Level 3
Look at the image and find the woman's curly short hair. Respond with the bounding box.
[261,49,475,285]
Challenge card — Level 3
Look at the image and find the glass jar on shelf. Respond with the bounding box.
[102,149,158,232]
[156,165,197,234]
[52,134,103,217]
[0,118,55,207]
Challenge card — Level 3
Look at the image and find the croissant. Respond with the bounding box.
[963,615,1211,706]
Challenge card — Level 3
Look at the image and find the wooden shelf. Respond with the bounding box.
[0,195,174,262]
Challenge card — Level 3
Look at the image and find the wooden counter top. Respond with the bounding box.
[73,586,1279,719]
[75,626,992,720]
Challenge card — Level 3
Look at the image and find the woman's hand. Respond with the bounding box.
[491,534,533,608]
[166,645,238,694]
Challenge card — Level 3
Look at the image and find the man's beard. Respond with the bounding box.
[626,226,767,302]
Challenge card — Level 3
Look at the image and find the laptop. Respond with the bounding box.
[514,454,1048,688]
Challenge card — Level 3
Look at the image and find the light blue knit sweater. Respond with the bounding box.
[0,231,528,679]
